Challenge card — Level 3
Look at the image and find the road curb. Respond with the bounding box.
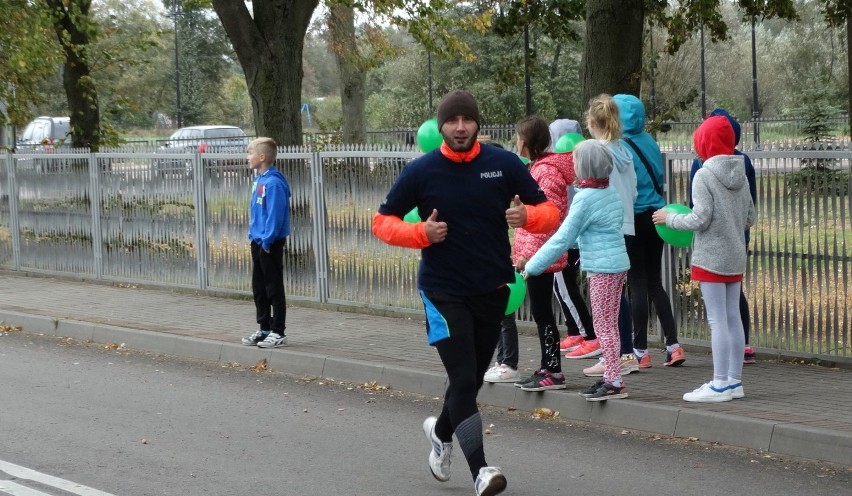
[1,310,849,466]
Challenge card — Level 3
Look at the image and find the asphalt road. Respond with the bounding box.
[1,331,849,496]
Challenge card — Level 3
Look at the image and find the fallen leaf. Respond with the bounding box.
[531,407,559,419]
[251,358,268,373]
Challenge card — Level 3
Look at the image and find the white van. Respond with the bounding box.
[18,116,72,149]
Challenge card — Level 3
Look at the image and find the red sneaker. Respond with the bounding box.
[564,339,602,359]
[664,347,686,367]
[559,334,584,352]
[743,346,756,364]
[638,353,652,368]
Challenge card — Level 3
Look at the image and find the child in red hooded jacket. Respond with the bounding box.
[652,116,755,402]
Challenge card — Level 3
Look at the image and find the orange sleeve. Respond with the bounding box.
[371,212,431,249]
[523,200,560,234]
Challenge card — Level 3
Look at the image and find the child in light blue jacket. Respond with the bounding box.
[524,139,630,401]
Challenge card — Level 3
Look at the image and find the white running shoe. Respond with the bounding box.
[475,466,507,496]
[683,382,733,402]
[727,382,745,399]
[422,416,452,482]
[257,332,288,348]
[484,364,521,383]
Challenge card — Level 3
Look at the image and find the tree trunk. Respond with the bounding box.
[211,0,318,146]
[847,16,851,137]
[328,5,367,144]
[580,0,645,105]
[46,0,100,150]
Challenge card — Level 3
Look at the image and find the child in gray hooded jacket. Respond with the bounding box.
[525,139,630,401]
[652,116,755,403]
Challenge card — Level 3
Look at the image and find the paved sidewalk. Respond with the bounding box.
[0,271,850,466]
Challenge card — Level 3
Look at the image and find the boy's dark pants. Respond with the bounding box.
[251,239,287,333]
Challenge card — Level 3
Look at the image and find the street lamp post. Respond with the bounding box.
[751,17,761,146]
[524,24,532,116]
[427,51,433,111]
[167,1,183,129]
[700,25,707,118]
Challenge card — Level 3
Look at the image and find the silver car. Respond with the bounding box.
[153,125,250,177]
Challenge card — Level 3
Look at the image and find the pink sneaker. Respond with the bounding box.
[559,334,584,352]
[743,346,756,364]
[564,339,602,359]
[637,353,652,368]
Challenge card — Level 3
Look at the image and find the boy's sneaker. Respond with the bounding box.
[579,379,606,397]
[743,346,756,364]
[422,416,452,482]
[663,347,686,367]
[564,339,602,359]
[484,364,521,383]
[520,371,566,391]
[727,382,745,399]
[257,332,288,348]
[474,466,507,496]
[559,334,584,352]
[637,353,652,368]
[514,369,545,388]
[585,382,628,402]
[683,382,733,402]
[241,330,269,346]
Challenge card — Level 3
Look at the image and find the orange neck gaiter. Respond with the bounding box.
[440,140,481,163]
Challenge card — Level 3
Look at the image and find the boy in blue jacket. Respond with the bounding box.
[241,137,292,348]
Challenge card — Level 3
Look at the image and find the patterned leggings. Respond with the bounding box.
[589,272,627,385]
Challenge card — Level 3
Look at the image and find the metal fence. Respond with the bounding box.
[1,145,850,361]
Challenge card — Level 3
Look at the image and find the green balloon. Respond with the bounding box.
[655,203,695,248]
[554,132,585,153]
[416,118,443,153]
[403,207,420,223]
[505,271,527,315]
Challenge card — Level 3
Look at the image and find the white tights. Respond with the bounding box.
[700,281,745,386]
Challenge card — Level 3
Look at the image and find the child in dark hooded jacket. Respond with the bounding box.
[653,116,756,403]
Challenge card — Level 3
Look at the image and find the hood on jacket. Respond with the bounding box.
[708,108,741,146]
[701,154,748,191]
[548,119,582,151]
[574,140,612,180]
[613,94,646,137]
[532,151,576,188]
[694,115,735,161]
[605,139,633,174]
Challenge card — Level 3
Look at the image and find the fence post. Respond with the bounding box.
[310,150,329,302]
[5,150,21,271]
[660,153,677,341]
[89,151,104,279]
[192,152,209,290]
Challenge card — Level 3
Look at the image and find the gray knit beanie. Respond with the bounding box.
[437,90,481,129]
[573,139,613,180]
